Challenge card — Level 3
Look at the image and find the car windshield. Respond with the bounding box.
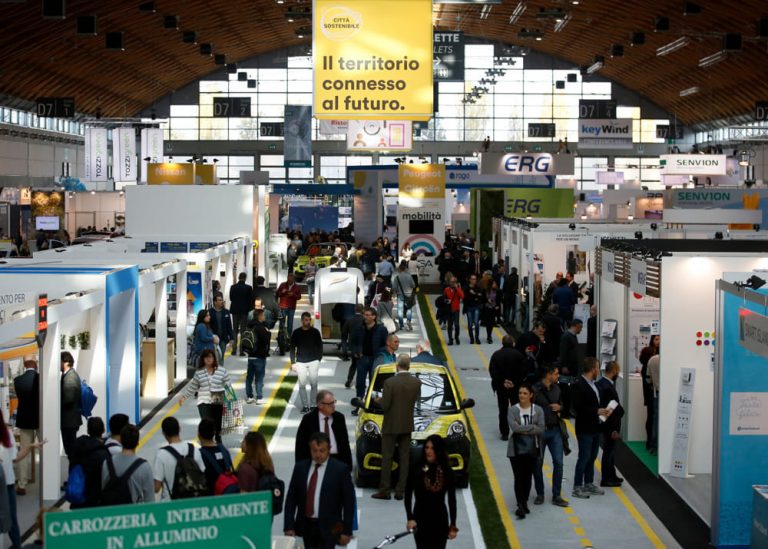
[370,372,458,413]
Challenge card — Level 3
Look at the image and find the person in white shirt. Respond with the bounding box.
[506,384,545,519]
[153,417,206,500]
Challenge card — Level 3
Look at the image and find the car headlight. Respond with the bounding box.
[362,420,381,436]
[447,421,466,438]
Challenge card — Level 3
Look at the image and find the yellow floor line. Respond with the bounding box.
[563,418,666,548]
[426,300,523,549]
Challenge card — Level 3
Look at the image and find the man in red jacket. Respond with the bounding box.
[443,276,464,346]
[277,272,303,334]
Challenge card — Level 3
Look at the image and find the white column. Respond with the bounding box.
[245,240,254,287]
[40,321,61,502]
[257,186,267,279]
[175,271,188,381]
[154,279,169,397]
[223,253,234,304]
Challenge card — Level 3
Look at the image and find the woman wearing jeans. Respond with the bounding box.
[462,274,482,344]
[181,349,231,443]
[393,263,416,331]
[507,384,544,519]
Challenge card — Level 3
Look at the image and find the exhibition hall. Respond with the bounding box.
[0,0,766,548]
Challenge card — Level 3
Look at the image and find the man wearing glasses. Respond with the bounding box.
[295,390,352,469]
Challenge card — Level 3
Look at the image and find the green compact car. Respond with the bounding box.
[293,243,347,281]
[351,363,475,488]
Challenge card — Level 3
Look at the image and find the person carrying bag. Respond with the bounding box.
[506,383,545,520]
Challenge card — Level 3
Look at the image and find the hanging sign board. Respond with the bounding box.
[346,120,413,152]
[140,128,164,183]
[283,105,312,168]
[399,164,445,207]
[433,31,464,82]
[629,258,647,295]
[659,154,727,176]
[319,119,349,135]
[112,128,137,183]
[313,0,433,120]
[85,127,108,182]
[738,308,768,359]
[578,119,633,150]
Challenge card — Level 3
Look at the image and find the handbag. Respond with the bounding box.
[210,391,225,405]
[512,433,539,457]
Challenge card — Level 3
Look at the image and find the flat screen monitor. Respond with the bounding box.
[35,216,60,231]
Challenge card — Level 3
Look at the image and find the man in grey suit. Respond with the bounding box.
[372,354,421,500]
[60,351,82,460]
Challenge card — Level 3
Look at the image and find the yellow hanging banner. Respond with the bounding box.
[146,163,217,185]
[313,0,433,121]
[398,164,446,206]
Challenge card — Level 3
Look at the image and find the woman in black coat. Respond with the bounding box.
[404,435,458,549]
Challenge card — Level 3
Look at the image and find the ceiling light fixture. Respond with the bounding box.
[739,149,755,166]
[518,28,544,40]
[479,4,492,19]
[679,86,700,97]
[587,56,604,74]
[698,50,727,68]
[509,1,526,25]
[554,13,571,32]
[656,36,690,56]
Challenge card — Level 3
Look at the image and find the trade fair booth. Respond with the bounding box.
[595,239,768,529]
[0,263,139,501]
[712,279,768,548]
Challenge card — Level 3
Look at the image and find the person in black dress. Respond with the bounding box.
[404,435,458,549]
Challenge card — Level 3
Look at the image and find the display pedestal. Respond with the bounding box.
[140,339,175,397]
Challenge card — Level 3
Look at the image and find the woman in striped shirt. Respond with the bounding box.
[180,349,231,443]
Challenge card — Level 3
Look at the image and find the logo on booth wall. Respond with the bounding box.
[405,234,442,257]
[695,330,715,347]
[320,6,362,40]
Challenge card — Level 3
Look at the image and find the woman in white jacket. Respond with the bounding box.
[506,383,545,519]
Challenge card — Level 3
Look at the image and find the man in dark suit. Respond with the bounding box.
[571,357,611,500]
[209,294,234,359]
[295,391,352,469]
[341,304,364,387]
[284,432,355,549]
[229,272,253,356]
[372,354,421,500]
[252,276,279,328]
[60,351,83,460]
[489,335,527,441]
[14,357,40,494]
[559,318,582,376]
[586,305,598,359]
[597,361,625,487]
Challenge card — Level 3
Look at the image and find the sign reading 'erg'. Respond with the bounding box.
[313,0,433,120]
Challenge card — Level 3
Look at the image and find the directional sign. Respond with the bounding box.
[36,97,75,118]
[578,99,616,120]
[213,97,251,118]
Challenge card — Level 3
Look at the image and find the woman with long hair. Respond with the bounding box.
[193,309,219,355]
[404,434,458,549]
[507,383,545,519]
[237,432,275,492]
[639,334,660,452]
[180,348,230,443]
[481,280,501,345]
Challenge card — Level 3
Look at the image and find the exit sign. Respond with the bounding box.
[504,145,514,152]
[533,145,543,152]
[267,143,277,151]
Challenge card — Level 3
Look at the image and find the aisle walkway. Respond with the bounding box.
[422,296,679,548]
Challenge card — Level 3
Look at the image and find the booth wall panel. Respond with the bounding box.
[659,255,768,475]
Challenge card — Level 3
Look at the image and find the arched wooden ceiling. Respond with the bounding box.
[0,0,765,126]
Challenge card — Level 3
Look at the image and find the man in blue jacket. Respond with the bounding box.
[209,295,234,360]
[349,307,388,413]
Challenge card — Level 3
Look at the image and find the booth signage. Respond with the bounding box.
[35,294,48,345]
[527,123,556,138]
[478,152,557,176]
[433,31,464,82]
[313,0,433,120]
[45,492,272,549]
[578,119,633,150]
[738,308,768,359]
[140,128,164,183]
[160,242,189,253]
[503,189,574,218]
[602,250,615,277]
[85,127,108,182]
[578,99,617,120]
[212,97,251,118]
[189,242,219,252]
[346,120,413,152]
[112,128,137,182]
[729,391,768,436]
[283,105,312,168]
[143,242,159,253]
[448,166,558,186]
[629,258,647,294]
[0,292,35,325]
[659,154,727,176]
[259,122,284,137]
[319,119,349,135]
[399,164,446,206]
[670,367,696,478]
[147,163,216,185]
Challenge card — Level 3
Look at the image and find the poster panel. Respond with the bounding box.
[284,105,312,168]
[112,128,137,182]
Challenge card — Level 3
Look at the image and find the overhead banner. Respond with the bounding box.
[398,164,446,207]
[503,189,574,218]
[434,31,464,82]
[85,127,108,182]
[313,0,433,120]
[578,118,633,150]
[478,152,575,176]
[140,128,164,183]
[146,163,216,185]
[659,154,727,176]
[112,128,137,183]
[283,105,312,168]
[319,119,349,135]
[347,120,413,152]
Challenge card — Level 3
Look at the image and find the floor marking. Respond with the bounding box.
[424,299,522,549]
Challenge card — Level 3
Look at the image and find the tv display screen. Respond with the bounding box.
[35,216,60,231]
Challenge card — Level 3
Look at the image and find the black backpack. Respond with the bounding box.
[163,444,208,499]
[241,326,257,353]
[100,455,147,506]
[256,470,285,516]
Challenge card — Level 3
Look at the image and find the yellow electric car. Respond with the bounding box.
[293,242,347,281]
[351,362,475,488]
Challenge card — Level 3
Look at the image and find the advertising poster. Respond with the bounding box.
[146,163,215,185]
[140,128,164,183]
[85,127,108,182]
[346,120,413,152]
[283,105,312,168]
[665,188,768,228]
[319,119,349,135]
[313,0,433,120]
[30,191,64,233]
[503,189,574,218]
[578,119,633,150]
[112,127,137,182]
[433,31,464,82]
[398,164,446,207]
[627,293,660,373]
[186,272,203,316]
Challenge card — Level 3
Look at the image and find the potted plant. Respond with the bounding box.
[68,335,77,349]
[77,331,90,350]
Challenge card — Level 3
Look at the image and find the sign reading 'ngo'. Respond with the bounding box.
[313,0,433,120]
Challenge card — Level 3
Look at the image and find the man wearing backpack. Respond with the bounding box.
[105,413,129,455]
[244,308,271,405]
[153,417,207,500]
[60,351,82,460]
[197,419,238,496]
[69,417,110,508]
[229,272,254,356]
[100,424,155,504]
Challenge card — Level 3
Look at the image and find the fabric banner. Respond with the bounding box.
[313,0,433,120]
[140,128,164,183]
[85,127,108,182]
[283,105,312,168]
[398,164,446,207]
[112,128,137,183]
[578,118,633,150]
[659,154,727,176]
[346,120,413,152]
[503,189,574,218]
